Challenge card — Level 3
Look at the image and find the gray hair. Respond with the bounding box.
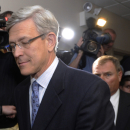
[6,5,59,51]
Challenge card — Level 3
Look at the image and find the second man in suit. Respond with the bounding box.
[92,55,130,130]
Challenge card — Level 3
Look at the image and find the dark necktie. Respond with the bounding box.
[31,81,40,127]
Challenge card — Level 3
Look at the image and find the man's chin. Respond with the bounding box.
[20,70,30,76]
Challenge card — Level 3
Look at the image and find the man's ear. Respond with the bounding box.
[46,32,56,52]
[118,70,123,82]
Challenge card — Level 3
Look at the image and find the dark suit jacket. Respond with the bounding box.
[0,52,26,128]
[14,60,115,130]
[116,90,130,130]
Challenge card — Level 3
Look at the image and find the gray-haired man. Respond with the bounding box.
[7,5,115,130]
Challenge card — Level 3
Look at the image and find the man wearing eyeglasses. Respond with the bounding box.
[6,5,115,130]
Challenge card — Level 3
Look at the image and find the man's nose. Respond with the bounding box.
[13,45,23,57]
[100,75,105,80]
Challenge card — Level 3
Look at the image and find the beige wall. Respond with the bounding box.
[1,0,130,55]
[99,7,130,56]
[1,0,86,51]
[83,2,130,56]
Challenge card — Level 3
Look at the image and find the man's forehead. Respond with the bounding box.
[93,63,102,73]
[9,19,38,40]
[93,61,114,71]
[9,26,36,35]
[9,18,37,34]
[93,63,103,71]
[93,66,112,75]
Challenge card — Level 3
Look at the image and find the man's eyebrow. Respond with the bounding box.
[104,71,112,74]
[94,73,100,75]
[94,71,111,75]
[9,36,29,43]
[18,36,29,42]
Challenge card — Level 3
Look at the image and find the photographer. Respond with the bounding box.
[69,37,104,72]
[69,19,116,73]
[0,11,26,130]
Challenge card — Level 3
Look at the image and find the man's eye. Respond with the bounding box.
[125,86,130,89]
[106,73,111,77]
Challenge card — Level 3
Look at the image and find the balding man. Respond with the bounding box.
[92,55,130,130]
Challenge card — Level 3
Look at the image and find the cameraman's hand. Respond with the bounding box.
[97,45,104,57]
[77,37,83,47]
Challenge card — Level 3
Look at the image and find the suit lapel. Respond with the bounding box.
[20,77,31,130]
[32,60,66,130]
[116,90,130,130]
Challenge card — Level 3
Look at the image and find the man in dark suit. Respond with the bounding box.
[6,5,115,130]
[92,55,130,130]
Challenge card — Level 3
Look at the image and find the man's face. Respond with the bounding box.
[120,80,130,93]
[92,61,122,95]
[9,18,56,78]
[103,30,116,52]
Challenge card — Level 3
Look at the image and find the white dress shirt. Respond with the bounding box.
[29,56,59,125]
[110,89,120,125]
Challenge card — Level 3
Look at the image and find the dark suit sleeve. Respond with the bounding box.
[75,79,115,130]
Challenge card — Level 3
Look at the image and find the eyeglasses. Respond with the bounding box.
[9,33,45,52]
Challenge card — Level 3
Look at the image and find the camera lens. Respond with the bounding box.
[87,41,97,52]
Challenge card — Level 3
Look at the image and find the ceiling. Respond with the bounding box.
[84,0,130,20]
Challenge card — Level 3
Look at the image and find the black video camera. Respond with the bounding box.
[80,17,112,55]
[0,16,9,47]
[80,28,112,55]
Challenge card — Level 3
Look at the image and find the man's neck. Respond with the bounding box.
[32,54,56,79]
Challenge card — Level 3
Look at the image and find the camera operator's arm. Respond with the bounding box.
[69,38,83,68]
[69,50,83,68]
[76,37,83,47]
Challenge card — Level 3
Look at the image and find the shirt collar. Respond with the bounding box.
[110,89,120,108]
[30,56,59,89]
